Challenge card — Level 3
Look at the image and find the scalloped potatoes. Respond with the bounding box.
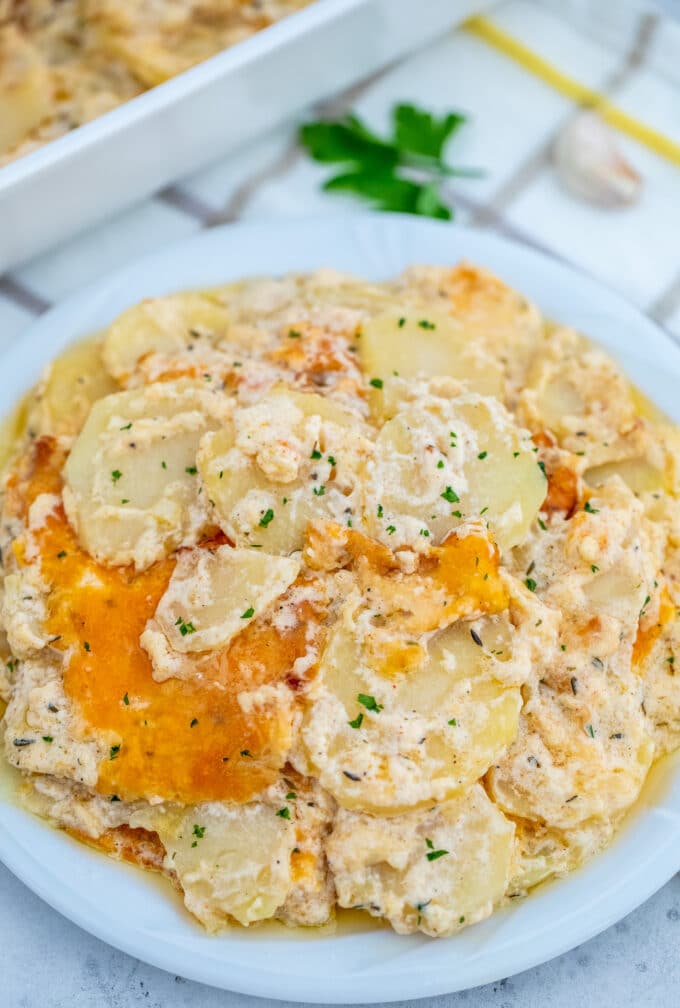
[1,262,679,939]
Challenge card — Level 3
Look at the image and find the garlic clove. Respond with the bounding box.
[553,110,642,208]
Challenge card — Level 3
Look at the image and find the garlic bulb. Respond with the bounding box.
[553,111,642,208]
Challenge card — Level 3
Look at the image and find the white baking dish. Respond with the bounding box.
[0,0,491,273]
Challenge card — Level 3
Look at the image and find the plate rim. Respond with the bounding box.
[1,212,679,1003]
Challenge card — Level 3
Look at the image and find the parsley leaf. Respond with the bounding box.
[393,103,465,163]
[358,693,383,713]
[299,102,481,220]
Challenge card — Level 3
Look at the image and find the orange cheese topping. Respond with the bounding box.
[67,825,169,876]
[304,521,509,636]
[12,438,326,805]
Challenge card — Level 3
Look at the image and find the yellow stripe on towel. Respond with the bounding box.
[466,15,680,168]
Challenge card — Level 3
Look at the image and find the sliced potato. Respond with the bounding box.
[63,379,231,570]
[585,456,665,496]
[360,310,504,416]
[31,336,118,438]
[327,784,514,936]
[102,292,231,383]
[367,393,546,552]
[198,389,370,555]
[147,800,295,929]
[520,330,636,445]
[145,545,300,654]
[301,602,522,814]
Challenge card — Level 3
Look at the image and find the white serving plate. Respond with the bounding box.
[0,0,490,273]
[1,215,679,1003]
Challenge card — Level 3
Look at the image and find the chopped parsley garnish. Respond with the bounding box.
[537,517,547,531]
[259,508,275,527]
[313,485,325,497]
[288,329,302,339]
[310,447,323,460]
[327,455,336,466]
[418,319,436,330]
[192,824,205,839]
[538,460,547,477]
[525,577,537,592]
[419,528,430,537]
[591,564,599,573]
[42,736,53,743]
[123,692,130,706]
[109,745,120,761]
[190,718,199,728]
[83,641,91,652]
[57,550,67,558]
[111,469,122,483]
[440,486,459,503]
[348,712,364,729]
[585,723,596,738]
[377,504,384,518]
[161,460,167,469]
[175,617,197,636]
[358,693,383,713]
[285,791,297,801]
[584,500,599,513]
[369,377,384,389]
[436,459,445,469]
[425,839,448,861]
[120,498,129,504]
[451,510,462,518]
[241,607,255,619]
[448,717,457,726]
[477,451,488,460]
[386,524,396,534]
[119,422,132,431]
[513,451,520,458]
[276,807,291,819]
[185,465,198,475]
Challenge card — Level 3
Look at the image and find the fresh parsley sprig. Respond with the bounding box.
[299,103,481,219]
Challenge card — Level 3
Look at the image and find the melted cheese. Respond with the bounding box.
[11,439,326,804]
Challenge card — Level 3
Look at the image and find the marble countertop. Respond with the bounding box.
[2,2,680,1004]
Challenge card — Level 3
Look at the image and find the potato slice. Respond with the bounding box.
[146,800,295,930]
[360,310,504,416]
[301,602,522,814]
[327,784,514,936]
[520,328,636,446]
[367,393,546,553]
[585,456,665,496]
[102,292,232,383]
[198,389,370,555]
[0,26,51,156]
[63,379,231,569]
[143,545,300,656]
[31,336,118,438]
